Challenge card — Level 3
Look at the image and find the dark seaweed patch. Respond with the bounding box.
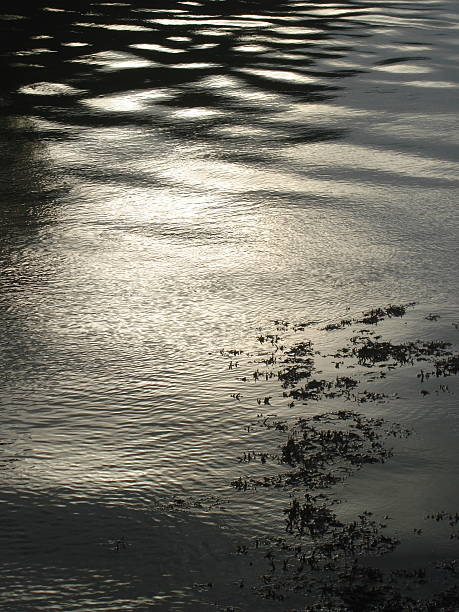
[323,302,416,330]
[348,337,451,367]
[232,410,405,493]
[223,305,459,610]
[168,306,458,610]
[433,354,459,377]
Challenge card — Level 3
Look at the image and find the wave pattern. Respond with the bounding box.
[0,1,459,610]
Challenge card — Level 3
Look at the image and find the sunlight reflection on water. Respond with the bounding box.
[0,0,459,609]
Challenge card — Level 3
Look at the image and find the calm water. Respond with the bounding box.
[0,0,458,610]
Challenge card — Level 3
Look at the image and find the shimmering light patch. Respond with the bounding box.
[170,62,221,69]
[43,6,66,11]
[367,27,399,37]
[368,78,457,89]
[197,75,244,90]
[75,22,151,31]
[18,82,85,96]
[15,48,56,56]
[62,42,91,47]
[260,36,314,45]
[267,102,371,123]
[360,14,433,29]
[323,59,366,69]
[132,7,186,13]
[74,21,101,28]
[167,36,192,42]
[376,44,432,52]
[172,107,223,119]
[211,124,270,137]
[194,29,229,37]
[196,74,287,105]
[11,62,45,69]
[224,88,286,104]
[147,18,194,24]
[153,153,369,199]
[236,67,319,84]
[0,14,26,20]
[180,13,218,18]
[408,80,457,88]
[31,35,53,39]
[130,43,185,54]
[192,43,218,49]
[30,118,80,134]
[241,13,298,22]
[98,24,153,31]
[82,89,175,113]
[272,26,318,35]
[306,8,354,16]
[148,18,273,27]
[375,63,432,74]
[264,51,311,61]
[71,51,156,71]
[233,44,269,53]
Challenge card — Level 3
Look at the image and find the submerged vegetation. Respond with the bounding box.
[156,304,459,611]
[216,304,459,611]
[323,303,414,331]
[232,410,407,492]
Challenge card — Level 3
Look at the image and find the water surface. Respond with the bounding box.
[0,0,458,609]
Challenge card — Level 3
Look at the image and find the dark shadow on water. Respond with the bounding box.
[0,0,368,238]
[0,0,372,126]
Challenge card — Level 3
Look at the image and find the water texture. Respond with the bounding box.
[0,0,458,610]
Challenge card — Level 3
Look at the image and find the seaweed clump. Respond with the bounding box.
[232,410,407,492]
[323,302,415,330]
[348,336,451,367]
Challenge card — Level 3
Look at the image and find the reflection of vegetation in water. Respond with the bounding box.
[222,304,459,611]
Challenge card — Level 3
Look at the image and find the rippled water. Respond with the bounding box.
[0,0,458,610]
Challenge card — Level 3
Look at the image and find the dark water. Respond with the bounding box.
[0,1,458,610]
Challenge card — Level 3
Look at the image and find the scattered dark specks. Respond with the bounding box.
[219,304,459,608]
[114,536,128,552]
[192,582,213,592]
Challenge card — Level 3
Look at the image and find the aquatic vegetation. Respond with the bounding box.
[324,319,353,331]
[232,410,406,494]
[223,304,459,610]
[155,494,228,512]
[358,303,414,325]
[348,336,451,367]
[322,302,416,330]
[433,353,459,377]
[156,305,458,610]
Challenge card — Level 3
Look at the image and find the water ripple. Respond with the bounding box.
[1,0,459,609]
